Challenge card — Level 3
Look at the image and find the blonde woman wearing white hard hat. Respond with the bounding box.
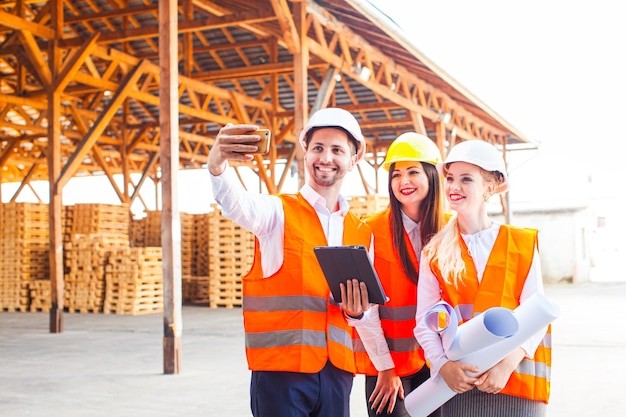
[342,132,445,417]
[207,108,371,417]
[414,140,552,417]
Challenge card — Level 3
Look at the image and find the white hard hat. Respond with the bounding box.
[298,108,366,162]
[444,140,509,194]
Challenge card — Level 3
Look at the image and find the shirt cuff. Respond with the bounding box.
[350,306,395,371]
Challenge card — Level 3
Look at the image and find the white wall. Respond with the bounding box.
[492,207,593,284]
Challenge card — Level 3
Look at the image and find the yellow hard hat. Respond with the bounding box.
[382,132,442,171]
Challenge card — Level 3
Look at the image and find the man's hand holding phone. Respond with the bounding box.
[207,124,271,176]
[240,128,271,155]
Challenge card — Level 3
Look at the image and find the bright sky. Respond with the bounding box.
[369,0,626,207]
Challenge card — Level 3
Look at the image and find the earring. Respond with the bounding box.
[483,193,490,202]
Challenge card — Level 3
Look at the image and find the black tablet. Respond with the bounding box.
[313,245,387,305]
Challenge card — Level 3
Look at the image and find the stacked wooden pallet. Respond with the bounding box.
[63,203,130,313]
[0,203,49,312]
[1,201,257,311]
[128,216,146,247]
[104,247,163,315]
[182,275,210,305]
[192,213,211,276]
[63,205,74,242]
[29,280,51,312]
[142,211,161,247]
[72,203,129,235]
[64,233,129,313]
[130,210,195,286]
[207,205,255,308]
[180,213,194,277]
[180,212,211,305]
[347,194,390,218]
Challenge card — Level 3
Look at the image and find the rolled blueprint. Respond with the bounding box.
[405,292,559,417]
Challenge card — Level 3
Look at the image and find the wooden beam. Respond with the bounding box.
[191,0,231,16]
[410,110,427,135]
[293,0,308,188]
[269,0,300,54]
[0,137,20,167]
[159,0,182,375]
[130,152,159,206]
[311,65,338,113]
[194,60,321,81]
[0,9,56,39]
[59,9,276,48]
[63,3,159,24]
[54,32,101,93]
[57,60,148,190]
[277,144,297,192]
[0,93,47,109]
[17,29,52,88]
[90,145,125,202]
[47,0,64,334]
[8,161,39,202]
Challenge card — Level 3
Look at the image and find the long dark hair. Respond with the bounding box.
[388,162,445,284]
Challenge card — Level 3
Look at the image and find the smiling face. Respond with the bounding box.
[304,127,357,192]
[444,161,494,215]
[389,160,430,219]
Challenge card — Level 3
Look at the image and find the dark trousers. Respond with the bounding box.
[365,366,442,417]
[250,361,353,417]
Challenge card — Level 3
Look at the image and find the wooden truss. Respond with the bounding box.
[0,0,534,200]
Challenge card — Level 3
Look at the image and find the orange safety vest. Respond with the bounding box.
[242,193,372,373]
[430,225,552,403]
[354,208,427,376]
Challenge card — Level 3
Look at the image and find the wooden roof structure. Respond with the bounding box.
[0,0,535,195]
[0,0,536,372]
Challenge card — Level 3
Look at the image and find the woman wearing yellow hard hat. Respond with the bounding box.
[343,132,445,417]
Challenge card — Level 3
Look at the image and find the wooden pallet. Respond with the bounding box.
[0,203,50,310]
[103,247,163,315]
[63,233,130,313]
[182,275,210,305]
[347,195,390,218]
[71,203,129,235]
[209,276,242,308]
[29,280,51,312]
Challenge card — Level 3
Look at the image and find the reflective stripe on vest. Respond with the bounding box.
[243,295,327,312]
[242,193,371,373]
[379,304,416,321]
[431,225,551,403]
[246,329,326,349]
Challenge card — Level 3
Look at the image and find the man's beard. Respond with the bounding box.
[311,164,344,187]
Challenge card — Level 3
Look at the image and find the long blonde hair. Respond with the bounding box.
[421,215,465,288]
[422,165,504,288]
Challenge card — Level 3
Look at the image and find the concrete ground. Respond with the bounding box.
[1,281,625,417]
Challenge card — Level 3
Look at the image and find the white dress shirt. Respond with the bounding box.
[414,222,545,379]
[210,164,353,277]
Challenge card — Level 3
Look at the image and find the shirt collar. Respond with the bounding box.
[300,183,349,215]
[401,209,420,234]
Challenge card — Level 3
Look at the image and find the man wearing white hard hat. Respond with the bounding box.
[414,140,552,417]
[208,108,371,417]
